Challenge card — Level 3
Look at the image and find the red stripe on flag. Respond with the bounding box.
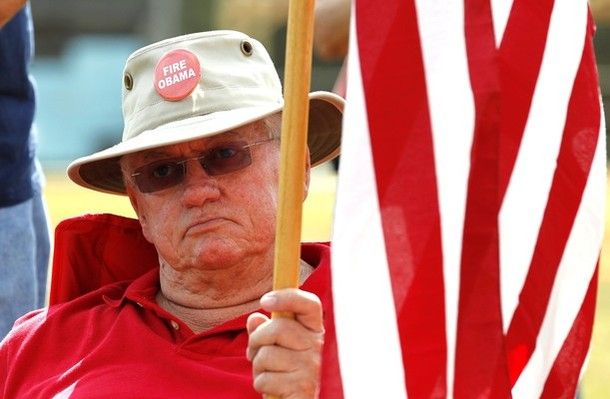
[503,14,601,386]
[498,0,554,198]
[316,247,345,398]
[355,1,447,396]
[454,1,510,397]
[540,265,598,398]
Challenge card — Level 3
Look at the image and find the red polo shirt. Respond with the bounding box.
[0,243,342,398]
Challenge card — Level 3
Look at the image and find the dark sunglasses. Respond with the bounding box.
[130,138,277,193]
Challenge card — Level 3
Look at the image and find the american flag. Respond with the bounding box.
[330,0,606,397]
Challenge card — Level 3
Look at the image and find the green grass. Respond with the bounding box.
[43,170,609,396]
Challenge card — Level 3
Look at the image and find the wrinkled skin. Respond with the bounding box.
[122,117,322,398]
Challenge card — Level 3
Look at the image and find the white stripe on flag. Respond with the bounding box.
[331,11,408,399]
[414,1,474,394]
[512,102,606,398]
[499,0,589,331]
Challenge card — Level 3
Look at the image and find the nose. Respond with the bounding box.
[180,159,220,207]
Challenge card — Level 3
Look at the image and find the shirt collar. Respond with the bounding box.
[103,267,160,309]
[102,242,332,321]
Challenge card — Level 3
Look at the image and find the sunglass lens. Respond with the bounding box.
[133,141,259,193]
[135,161,183,193]
[203,141,253,175]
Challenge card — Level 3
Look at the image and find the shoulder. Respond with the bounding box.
[0,280,132,395]
[1,308,46,347]
[1,279,131,349]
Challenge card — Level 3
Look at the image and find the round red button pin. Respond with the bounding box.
[154,49,201,101]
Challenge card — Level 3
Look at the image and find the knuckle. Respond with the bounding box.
[304,299,322,317]
[292,372,319,397]
[252,373,284,397]
[250,321,280,346]
[246,346,255,362]
[246,336,259,355]
[312,334,325,352]
[307,347,323,372]
[252,374,267,393]
[251,346,272,372]
[300,290,322,307]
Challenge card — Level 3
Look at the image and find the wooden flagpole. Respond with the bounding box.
[272,0,316,312]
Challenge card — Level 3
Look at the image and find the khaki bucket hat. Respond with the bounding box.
[67,30,344,195]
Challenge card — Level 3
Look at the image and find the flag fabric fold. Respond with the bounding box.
[330,0,605,397]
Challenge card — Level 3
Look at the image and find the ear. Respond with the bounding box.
[303,148,312,201]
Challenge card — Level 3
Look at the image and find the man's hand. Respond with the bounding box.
[246,289,325,399]
[0,0,26,27]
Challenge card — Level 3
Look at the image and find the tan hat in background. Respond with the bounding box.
[67,30,344,195]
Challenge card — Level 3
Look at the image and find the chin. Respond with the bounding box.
[190,238,247,269]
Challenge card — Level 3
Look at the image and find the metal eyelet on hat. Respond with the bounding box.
[240,40,253,56]
[124,73,134,90]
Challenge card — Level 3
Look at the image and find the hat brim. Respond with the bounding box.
[68,91,344,195]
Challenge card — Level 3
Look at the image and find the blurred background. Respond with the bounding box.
[30,0,344,167]
[28,0,610,396]
[31,0,344,240]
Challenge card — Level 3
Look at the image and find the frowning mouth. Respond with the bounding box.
[184,218,232,236]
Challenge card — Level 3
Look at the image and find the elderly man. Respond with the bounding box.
[0,31,343,398]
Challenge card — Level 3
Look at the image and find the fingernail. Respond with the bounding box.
[260,292,277,307]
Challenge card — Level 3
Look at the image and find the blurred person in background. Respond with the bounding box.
[0,30,343,398]
[313,0,350,98]
[0,0,50,338]
[314,0,350,172]
[313,0,350,62]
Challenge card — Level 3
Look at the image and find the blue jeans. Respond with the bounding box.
[0,188,50,337]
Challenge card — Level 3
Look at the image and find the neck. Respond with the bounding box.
[156,258,314,333]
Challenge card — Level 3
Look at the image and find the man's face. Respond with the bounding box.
[122,117,302,273]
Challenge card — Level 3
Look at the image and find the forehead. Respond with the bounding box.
[123,119,269,166]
